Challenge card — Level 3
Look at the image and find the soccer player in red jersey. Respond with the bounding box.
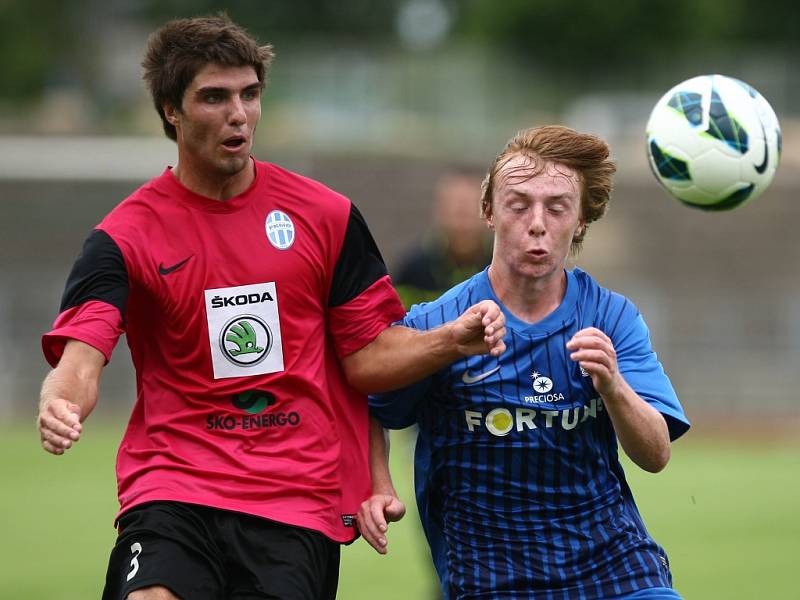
[35,15,505,600]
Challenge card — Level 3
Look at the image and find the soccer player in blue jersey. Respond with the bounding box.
[359,125,690,599]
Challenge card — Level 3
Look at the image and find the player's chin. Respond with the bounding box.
[519,261,557,279]
[217,154,250,175]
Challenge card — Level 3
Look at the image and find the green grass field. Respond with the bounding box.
[2,422,797,599]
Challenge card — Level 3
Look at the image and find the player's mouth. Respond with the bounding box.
[527,249,548,260]
[221,135,247,152]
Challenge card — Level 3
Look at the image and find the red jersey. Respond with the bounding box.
[43,160,405,542]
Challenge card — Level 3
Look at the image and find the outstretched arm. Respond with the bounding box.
[37,339,105,455]
[567,327,671,473]
[357,418,406,554]
[343,299,506,394]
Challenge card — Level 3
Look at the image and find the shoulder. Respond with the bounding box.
[99,171,173,233]
[259,161,351,213]
[572,267,640,330]
[93,171,187,268]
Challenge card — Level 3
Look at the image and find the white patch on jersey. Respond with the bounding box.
[205,282,285,379]
[265,210,295,250]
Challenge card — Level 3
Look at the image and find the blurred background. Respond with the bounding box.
[1,1,798,598]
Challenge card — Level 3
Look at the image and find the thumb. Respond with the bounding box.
[465,307,484,327]
[65,402,82,426]
[384,496,406,522]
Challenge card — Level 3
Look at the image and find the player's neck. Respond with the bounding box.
[487,264,566,324]
[171,157,255,201]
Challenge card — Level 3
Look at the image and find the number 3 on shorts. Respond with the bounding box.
[126,542,143,581]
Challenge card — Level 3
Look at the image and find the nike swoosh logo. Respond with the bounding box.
[158,255,193,276]
[461,366,501,385]
[754,122,769,174]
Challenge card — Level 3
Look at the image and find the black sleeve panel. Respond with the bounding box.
[329,203,390,308]
[60,229,129,317]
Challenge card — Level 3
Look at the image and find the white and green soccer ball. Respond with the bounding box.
[645,74,781,210]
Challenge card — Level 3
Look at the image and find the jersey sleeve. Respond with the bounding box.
[42,228,128,366]
[327,203,405,358]
[610,300,690,441]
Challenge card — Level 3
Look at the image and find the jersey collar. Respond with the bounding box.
[156,158,263,213]
[477,267,579,336]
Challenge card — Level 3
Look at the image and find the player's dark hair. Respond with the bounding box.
[480,125,616,253]
[142,14,274,141]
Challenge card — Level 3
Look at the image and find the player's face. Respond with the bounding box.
[168,63,262,180]
[487,155,583,284]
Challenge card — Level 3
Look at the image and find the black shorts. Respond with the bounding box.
[102,501,340,600]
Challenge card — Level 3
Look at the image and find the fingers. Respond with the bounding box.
[477,301,506,354]
[488,338,506,357]
[567,327,612,347]
[566,329,614,357]
[478,300,502,327]
[568,348,613,370]
[38,399,82,455]
[455,301,506,358]
[357,495,406,554]
[357,495,394,555]
[566,328,620,394]
[41,438,67,455]
[39,430,75,454]
[369,496,389,534]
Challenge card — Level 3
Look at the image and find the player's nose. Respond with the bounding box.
[528,204,546,235]
[228,96,247,125]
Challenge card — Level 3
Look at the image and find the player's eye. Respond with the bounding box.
[241,88,260,101]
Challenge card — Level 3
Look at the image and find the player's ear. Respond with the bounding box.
[483,200,494,230]
[163,103,179,126]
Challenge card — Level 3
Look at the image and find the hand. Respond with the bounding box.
[37,396,82,455]
[452,300,506,358]
[356,493,406,555]
[566,327,622,398]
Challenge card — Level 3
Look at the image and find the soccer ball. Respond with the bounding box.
[645,74,781,210]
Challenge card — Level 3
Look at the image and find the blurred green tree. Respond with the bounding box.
[1,0,797,107]
[0,0,85,101]
[457,0,798,77]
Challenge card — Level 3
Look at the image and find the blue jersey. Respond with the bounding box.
[370,268,690,600]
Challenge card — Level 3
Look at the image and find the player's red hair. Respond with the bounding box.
[480,125,616,252]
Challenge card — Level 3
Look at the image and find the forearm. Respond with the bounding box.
[343,325,460,394]
[359,417,407,554]
[38,340,104,455]
[602,379,671,473]
[40,340,104,420]
[368,417,396,495]
[41,367,97,421]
